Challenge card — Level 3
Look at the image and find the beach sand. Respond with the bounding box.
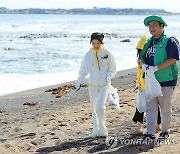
[0,68,180,154]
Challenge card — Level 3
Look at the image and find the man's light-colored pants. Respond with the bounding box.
[88,85,109,136]
[146,86,175,134]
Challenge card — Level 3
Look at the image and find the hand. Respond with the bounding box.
[136,84,140,89]
[133,84,140,91]
[142,64,148,72]
[106,76,111,83]
[75,83,82,93]
[142,64,158,73]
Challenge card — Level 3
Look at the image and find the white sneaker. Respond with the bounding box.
[87,132,99,139]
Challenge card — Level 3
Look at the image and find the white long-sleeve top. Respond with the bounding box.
[77,48,116,87]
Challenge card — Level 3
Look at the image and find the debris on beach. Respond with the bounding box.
[23,102,39,106]
[19,132,36,139]
[0,109,5,113]
[45,84,87,98]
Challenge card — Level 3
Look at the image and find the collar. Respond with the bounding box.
[152,32,165,44]
[91,46,103,52]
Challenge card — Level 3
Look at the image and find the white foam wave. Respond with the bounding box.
[0,56,136,97]
[0,71,79,96]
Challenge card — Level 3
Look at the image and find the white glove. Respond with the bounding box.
[106,76,111,83]
[75,83,82,93]
[136,84,140,89]
[142,64,158,73]
[133,84,140,91]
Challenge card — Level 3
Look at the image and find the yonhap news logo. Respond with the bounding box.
[105,136,118,148]
[105,136,175,148]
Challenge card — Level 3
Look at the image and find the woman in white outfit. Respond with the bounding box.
[76,32,116,138]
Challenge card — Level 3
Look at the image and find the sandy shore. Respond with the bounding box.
[0,68,180,154]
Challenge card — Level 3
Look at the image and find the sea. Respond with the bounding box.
[1,14,180,96]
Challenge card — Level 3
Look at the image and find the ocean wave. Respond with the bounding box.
[19,32,144,39]
[0,71,79,96]
[0,32,143,40]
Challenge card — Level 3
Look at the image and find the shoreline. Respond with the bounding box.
[0,68,136,98]
[0,68,136,112]
[0,67,180,153]
[0,67,136,99]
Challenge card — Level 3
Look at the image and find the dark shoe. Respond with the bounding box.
[142,133,155,142]
[158,131,169,140]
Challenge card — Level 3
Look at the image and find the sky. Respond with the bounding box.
[0,0,180,13]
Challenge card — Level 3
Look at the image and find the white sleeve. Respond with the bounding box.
[77,53,89,84]
[107,52,116,79]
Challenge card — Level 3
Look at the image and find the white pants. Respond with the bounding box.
[88,85,109,136]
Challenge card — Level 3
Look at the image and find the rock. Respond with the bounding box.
[13,127,22,132]
[23,102,39,106]
[120,39,130,42]
[59,123,68,127]
[1,121,8,124]
[31,139,44,146]
[51,136,59,139]
[0,139,7,143]
[3,47,14,51]
[0,109,4,113]
[50,132,55,135]
[19,133,36,138]
[43,123,48,126]
[31,140,38,146]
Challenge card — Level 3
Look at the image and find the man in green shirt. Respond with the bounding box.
[140,15,179,141]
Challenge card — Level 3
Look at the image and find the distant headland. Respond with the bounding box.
[0,7,179,15]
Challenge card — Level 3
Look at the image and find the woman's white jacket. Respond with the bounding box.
[77,48,116,87]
